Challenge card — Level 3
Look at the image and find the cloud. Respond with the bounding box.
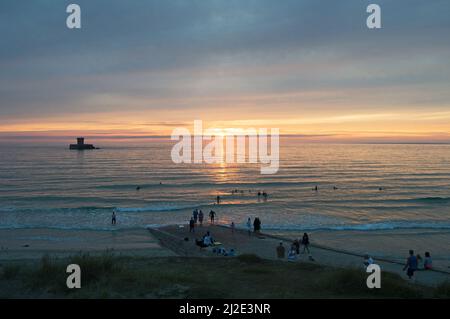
[0,0,449,141]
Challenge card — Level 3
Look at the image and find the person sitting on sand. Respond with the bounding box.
[301,233,310,254]
[288,248,297,261]
[209,210,216,224]
[189,217,195,233]
[276,242,285,259]
[424,252,433,270]
[202,231,214,246]
[111,210,117,225]
[363,254,374,268]
[198,210,204,226]
[416,254,424,270]
[403,250,418,280]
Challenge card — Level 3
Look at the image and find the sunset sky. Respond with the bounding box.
[1,0,450,143]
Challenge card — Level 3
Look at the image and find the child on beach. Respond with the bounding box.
[424,252,433,270]
[288,248,297,261]
[363,254,374,268]
[403,250,418,280]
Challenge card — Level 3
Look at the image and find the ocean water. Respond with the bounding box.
[1,139,450,233]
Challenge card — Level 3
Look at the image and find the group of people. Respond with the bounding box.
[363,250,433,280]
[276,233,313,261]
[403,250,433,280]
[189,208,217,232]
[245,217,262,235]
[195,231,215,248]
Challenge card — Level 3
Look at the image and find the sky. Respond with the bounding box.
[1,0,450,143]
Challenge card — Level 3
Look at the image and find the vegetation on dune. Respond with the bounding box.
[0,253,439,299]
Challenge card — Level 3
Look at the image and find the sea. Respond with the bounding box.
[1,139,450,235]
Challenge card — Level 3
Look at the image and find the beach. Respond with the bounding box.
[0,228,175,261]
[1,224,449,289]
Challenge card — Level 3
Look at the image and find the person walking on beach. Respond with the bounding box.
[189,217,195,233]
[111,210,117,225]
[253,217,261,234]
[198,210,204,226]
[209,210,216,224]
[231,221,235,233]
[246,218,252,236]
[403,250,418,280]
[301,233,310,254]
[276,242,285,259]
[193,209,198,224]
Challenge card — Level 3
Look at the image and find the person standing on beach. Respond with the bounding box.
[301,233,310,254]
[193,209,198,224]
[111,210,117,225]
[189,217,195,233]
[246,218,252,236]
[198,210,204,226]
[253,217,261,233]
[293,239,300,255]
[231,221,235,233]
[216,195,221,204]
[403,250,418,280]
[209,210,216,224]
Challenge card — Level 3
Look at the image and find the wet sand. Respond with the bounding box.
[0,228,176,260]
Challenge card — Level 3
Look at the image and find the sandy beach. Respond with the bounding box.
[1,224,449,288]
[0,228,175,261]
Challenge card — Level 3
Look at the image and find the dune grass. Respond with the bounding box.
[0,253,440,299]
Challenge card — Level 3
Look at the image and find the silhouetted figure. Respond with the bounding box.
[198,210,204,226]
[216,195,221,204]
[301,233,310,254]
[209,210,216,224]
[193,209,198,224]
[111,211,117,225]
[253,217,261,233]
[403,250,418,279]
[277,242,286,259]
